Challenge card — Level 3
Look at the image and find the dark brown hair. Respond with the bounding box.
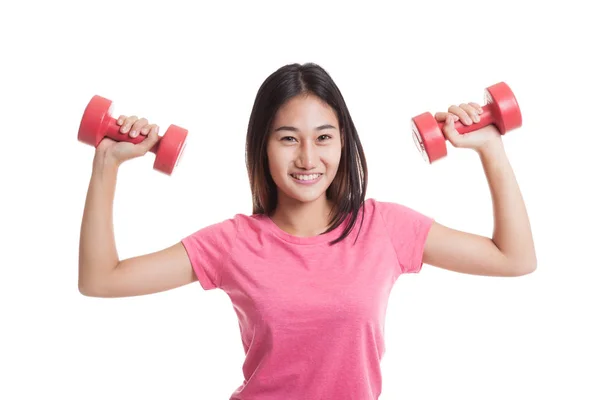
[245,62,368,246]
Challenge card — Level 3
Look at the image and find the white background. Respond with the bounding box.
[1,0,598,399]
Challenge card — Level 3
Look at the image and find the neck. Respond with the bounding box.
[270,196,334,237]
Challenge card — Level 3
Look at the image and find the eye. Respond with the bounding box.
[280,135,332,142]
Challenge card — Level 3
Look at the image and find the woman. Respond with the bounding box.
[78,62,536,399]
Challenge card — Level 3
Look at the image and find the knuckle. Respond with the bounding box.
[450,105,465,116]
[134,119,146,129]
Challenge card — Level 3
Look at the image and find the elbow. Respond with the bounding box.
[78,275,110,297]
[516,265,536,276]
[79,282,108,298]
[513,260,537,276]
[524,253,538,274]
[79,285,92,297]
[78,280,98,297]
[78,273,104,298]
[79,286,93,297]
[78,262,119,297]
[502,249,537,277]
[78,270,94,296]
[78,273,89,296]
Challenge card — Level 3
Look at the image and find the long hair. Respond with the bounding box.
[245,62,368,246]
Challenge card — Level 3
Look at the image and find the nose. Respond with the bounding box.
[296,141,317,169]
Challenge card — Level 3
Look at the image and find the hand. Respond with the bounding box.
[95,115,161,167]
[434,102,502,153]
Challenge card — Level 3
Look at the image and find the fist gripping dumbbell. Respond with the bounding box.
[411,82,522,163]
[78,95,188,175]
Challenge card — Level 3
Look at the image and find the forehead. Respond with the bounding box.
[273,94,337,122]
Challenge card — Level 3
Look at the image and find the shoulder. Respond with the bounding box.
[368,197,434,229]
[182,213,247,246]
[368,197,422,216]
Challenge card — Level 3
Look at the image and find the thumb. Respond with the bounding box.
[442,114,461,146]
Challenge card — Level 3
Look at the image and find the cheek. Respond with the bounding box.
[323,147,342,165]
[266,148,288,175]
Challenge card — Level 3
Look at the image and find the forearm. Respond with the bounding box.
[478,138,537,271]
[78,153,121,291]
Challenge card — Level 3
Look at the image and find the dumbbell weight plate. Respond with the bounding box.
[78,95,114,147]
[153,125,188,175]
[485,82,522,134]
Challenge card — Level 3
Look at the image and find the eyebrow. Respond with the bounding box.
[273,124,337,133]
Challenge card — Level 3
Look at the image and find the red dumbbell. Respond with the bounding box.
[411,82,522,164]
[78,95,188,175]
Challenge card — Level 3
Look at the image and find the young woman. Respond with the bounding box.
[78,62,536,399]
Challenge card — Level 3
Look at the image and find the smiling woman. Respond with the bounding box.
[265,93,346,231]
[78,61,535,400]
[245,66,365,245]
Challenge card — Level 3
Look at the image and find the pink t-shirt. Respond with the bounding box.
[181,197,434,399]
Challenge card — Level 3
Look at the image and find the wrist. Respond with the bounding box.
[477,136,504,158]
[92,151,120,176]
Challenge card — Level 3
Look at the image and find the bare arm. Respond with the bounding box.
[78,153,195,297]
[423,138,537,276]
[481,138,537,270]
[78,153,120,292]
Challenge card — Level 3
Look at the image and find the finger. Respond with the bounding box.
[140,123,157,136]
[120,115,138,134]
[448,105,472,125]
[117,115,127,126]
[442,113,460,143]
[137,125,161,154]
[469,102,484,114]
[459,103,480,123]
[434,111,458,122]
[130,118,149,138]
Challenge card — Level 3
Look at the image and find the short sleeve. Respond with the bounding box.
[375,200,435,275]
[181,216,239,290]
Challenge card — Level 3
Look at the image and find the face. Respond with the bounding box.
[267,93,343,206]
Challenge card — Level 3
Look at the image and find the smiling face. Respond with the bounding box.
[267,93,343,207]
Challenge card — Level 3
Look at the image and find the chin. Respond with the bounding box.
[287,184,329,203]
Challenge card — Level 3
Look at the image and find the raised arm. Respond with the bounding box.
[423,103,537,277]
[78,117,196,297]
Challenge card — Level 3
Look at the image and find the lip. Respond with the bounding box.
[290,173,323,185]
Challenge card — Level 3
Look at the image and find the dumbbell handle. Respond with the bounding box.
[438,103,495,135]
[102,115,161,153]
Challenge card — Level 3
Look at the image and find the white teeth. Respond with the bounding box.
[291,173,321,181]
